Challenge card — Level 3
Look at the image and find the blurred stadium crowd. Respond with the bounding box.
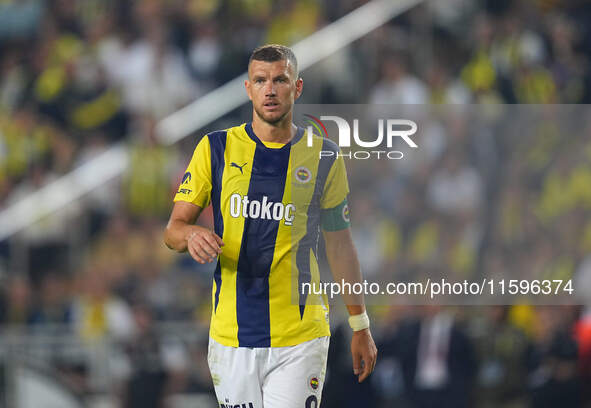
[1,0,591,407]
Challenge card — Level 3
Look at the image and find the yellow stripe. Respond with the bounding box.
[268,130,330,346]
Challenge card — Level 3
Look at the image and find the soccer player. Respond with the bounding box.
[164,44,377,407]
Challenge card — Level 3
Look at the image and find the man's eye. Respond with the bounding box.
[255,79,264,84]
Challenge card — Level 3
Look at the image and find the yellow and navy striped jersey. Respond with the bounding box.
[174,123,349,347]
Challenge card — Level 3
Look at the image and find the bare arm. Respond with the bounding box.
[323,228,377,383]
[164,201,224,264]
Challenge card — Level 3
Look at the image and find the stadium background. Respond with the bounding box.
[1,0,591,407]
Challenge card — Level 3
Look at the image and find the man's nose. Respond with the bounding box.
[264,82,276,96]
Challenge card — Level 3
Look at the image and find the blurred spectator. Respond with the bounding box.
[123,117,177,218]
[188,22,222,90]
[265,0,321,45]
[0,275,32,325]
[71,269,135,342]
[29,270,72,326]
[369,55,429,105]
[119,304,188,408]
[76,132,122,236]
[528,307,582,408]
[461,15,505,104]
[426,149,483,220]
[8,161,82,283]
[472,306,531,408]
[104,23,197,119]
[351,196,385,280]
[381,306,477,408]
[426,65,471,104]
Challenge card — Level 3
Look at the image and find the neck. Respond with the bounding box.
[252,111,296,144]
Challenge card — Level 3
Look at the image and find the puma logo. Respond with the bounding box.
[231,162,247,174]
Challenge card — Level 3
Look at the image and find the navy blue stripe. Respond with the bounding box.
[236,133,291,347]
[296,137,337,319]
[208,131,227,313]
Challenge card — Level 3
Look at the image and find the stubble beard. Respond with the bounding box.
[253,104,291,126]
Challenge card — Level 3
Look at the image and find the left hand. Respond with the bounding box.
[350,328,378,383]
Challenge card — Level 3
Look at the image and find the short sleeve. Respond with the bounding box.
[320,154,350,209]
[173,136,212,208]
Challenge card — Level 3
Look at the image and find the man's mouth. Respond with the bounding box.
[264,101,279,107]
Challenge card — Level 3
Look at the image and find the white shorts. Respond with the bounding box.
[207,336,330,408]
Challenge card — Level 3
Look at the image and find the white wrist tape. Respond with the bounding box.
[348,311,370,331]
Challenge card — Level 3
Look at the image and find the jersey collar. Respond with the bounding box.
[244,122,304,149]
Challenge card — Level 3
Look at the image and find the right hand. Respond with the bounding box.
[351,328,378,383]
[185,226,224,264]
